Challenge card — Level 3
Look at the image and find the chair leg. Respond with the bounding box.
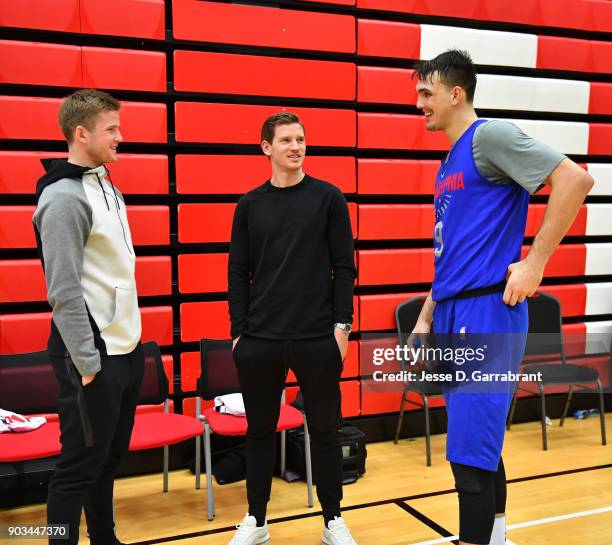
[280,429,287,478]
[506,386,518,431]
[204,422,214,521]
[163,445,169,493]
[539,384,548,451]
[423,394,431,467]
[394,387,408,444]
[560,386,573,427]
[195,433,202,490]
[597,379,607,446]
[303,418,314,508]
[195,396,202,490]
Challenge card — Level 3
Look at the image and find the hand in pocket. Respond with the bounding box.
[333,328,348,362]
[82,372,97,387]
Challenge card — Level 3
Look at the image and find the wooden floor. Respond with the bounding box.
[1,414,610,545]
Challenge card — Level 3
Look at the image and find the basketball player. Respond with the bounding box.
[409,50,593,545]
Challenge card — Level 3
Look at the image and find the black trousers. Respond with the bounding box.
[232,334,343,522]
[47,344,144,545]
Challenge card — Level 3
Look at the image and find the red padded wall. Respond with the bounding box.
[81,47,167,92]
[0,152,168,195]
[357,0,610,33]
[174,51,355,101]
[0,98,167,142]
[80,0,165,40]
[0,41,82,87]
[176,156,355,194]
[0,257,171,303]
[357,20,420,59]
[358,114,450,150]
[358,67,417,105]
[175,103,356,146]
[0,0,80,33]
[172,0,355,53]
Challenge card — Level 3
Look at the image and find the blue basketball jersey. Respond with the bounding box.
[431,119,530,302]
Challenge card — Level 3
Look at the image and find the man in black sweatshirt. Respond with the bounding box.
[227,113,358,545]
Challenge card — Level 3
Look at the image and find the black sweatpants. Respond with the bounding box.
[232,334,343,523]
[47,344,144,545]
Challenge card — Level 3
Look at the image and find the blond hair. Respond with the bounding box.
[59,89,120,143]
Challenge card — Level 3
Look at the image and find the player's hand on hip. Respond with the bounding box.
[503,260,544,306]
[232,336,241,351]
[333,327,349,361]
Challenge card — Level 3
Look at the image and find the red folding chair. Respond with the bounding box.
[0,350,61,464]
[128,342,204,491]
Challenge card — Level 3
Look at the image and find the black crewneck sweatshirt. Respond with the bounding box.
[228,174,356,339]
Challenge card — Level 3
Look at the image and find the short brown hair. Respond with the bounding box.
[59,89,121,143]
[261,112,305,144]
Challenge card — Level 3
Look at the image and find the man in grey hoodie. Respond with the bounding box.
[33,89,143,545]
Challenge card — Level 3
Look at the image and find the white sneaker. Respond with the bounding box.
[322,516,358,545]
[227,514,270,545]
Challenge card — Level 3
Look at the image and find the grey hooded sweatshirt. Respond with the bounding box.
[33,159,141,376]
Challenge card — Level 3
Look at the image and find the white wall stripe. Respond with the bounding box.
[475,75,590,114]
[585,243,612,275]
[585,282,612,316]
[407,506,612,545]
[586,164,612,196]
[585,320,612,354]
[586,204,612,236]
[495,118,589,155]
[420,25,538,68]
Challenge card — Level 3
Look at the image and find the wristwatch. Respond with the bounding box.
[334,322,352,335]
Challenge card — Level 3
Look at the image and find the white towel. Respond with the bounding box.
[0,409,46,433]
[214,393,246,416]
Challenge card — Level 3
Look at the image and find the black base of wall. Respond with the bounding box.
[2,393,609,508]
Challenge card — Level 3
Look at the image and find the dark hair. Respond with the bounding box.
[414,49,477,102]
[261,112,305,144]
[59,89,120,143]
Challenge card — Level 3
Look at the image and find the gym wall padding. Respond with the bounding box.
[1,0,611,419]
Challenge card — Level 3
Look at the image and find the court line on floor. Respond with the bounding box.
[394,502,458,545]
[129,463,612,545]
[405,506,612,545]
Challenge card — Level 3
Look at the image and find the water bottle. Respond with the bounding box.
[573,408,600,420]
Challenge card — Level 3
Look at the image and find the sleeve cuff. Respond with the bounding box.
[72,354,101,377]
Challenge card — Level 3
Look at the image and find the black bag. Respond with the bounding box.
[187,436,247,485]
[212,444,247,484]
[337,421,367,484]
[286,420,367,485]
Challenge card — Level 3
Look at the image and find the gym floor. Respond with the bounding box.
[1,414,610,545]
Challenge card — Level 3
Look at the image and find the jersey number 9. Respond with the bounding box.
[434,221,443,257]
